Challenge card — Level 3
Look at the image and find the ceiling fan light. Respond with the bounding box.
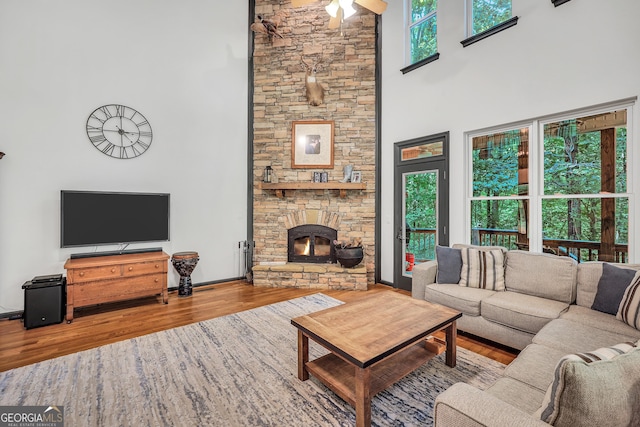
[326,0,340,18]
[342,3,357,19]
[338,0,354,8]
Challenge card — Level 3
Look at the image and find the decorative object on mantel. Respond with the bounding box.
[250,15,284,41]
[350,170,362,183]
[312,172,329,183]
[340,164,353,182]
[291,120,334,168]
[291,0,387,30]
[300,57,325,106]
[333,238,364,268]
[0,152,4,159]
[263,165,273,183]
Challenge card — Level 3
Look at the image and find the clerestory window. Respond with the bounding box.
[403,0,438,72]
[462,0,517,47]
[468,0,512,36]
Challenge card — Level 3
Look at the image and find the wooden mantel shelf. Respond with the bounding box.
[259,182,366,198]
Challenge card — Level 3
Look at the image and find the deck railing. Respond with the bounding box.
[406,227,629,263]
[473,228,519,249]
[406,228,436,261]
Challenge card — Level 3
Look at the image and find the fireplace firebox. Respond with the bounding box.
[288,225,337,263]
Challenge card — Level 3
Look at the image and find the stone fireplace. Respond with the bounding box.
[250,0,376,290]
[252,208,369,290]
[288,224,337,263]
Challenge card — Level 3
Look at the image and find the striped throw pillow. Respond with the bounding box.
[459,248,505,290]
[617,271,640,329]
[538,341,640,426]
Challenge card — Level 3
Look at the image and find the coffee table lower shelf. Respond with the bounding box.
[306,337,445,406]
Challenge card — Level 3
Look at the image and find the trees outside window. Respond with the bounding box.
[468,106,631,263]
[408,0,437,64]
[541,112,628,262]
[468,0,512,36]
[471,128,529,249]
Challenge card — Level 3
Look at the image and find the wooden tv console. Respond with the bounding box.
[64,251,169,322]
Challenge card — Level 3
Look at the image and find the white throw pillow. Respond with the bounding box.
[459,248,504,290]
[617,270,640,330]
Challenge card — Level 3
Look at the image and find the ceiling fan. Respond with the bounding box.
[292,0,387,29]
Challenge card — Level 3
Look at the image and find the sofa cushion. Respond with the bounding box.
[481,292,568,334]
[532,318,640,354]
[435,383,551,426]
[459,247,505,290]
[424,284,494,316]
[435,245,462,284]
[486,377,546,415]
[560,305,640,339]
[505,251,577,304]
[503,344,570,392]
[617,270,640,330]
[537,341,640,426]
[576,261,640,308]
[591,263,637,314]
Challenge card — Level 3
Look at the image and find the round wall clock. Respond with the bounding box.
[86,104,153,159]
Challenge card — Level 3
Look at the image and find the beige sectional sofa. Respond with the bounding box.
[412,245,640,426]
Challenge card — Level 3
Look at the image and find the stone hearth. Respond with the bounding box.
[252,262,367,290]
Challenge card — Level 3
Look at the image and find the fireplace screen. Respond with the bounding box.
[288,225,337,263]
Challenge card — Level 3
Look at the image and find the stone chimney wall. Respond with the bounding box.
[252,0,377,284]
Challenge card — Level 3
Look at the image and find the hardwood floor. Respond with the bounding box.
[0,281,517,372]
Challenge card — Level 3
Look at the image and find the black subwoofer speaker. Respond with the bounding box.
[22,278,65,329]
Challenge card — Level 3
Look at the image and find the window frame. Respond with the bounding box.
[465,99,636,261]
[466,121,534,249]
[404,0,438,70]
[462,0,517,48]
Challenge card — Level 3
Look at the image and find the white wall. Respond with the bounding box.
[0,0,248,313]
[380,0,640,282]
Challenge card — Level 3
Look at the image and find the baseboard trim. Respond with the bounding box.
[167,276,247,292]
[0,310,24,321]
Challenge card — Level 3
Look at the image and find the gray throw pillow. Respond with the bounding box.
[591,263,637,315]
[537,340,640,426]
[436,246,462,284]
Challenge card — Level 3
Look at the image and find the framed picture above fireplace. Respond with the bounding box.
[291,120,334,169]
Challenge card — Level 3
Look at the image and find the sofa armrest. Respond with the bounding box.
[411,260,437,300]
[434,383,548,427]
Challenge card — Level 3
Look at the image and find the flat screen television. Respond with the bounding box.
[61,190,170,248]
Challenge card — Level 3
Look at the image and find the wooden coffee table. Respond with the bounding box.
[291,291,462,427]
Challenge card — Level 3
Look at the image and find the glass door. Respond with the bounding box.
[394,132,449,291]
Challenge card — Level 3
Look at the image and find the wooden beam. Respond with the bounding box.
[578,111,626,134]
[599,128,616,262]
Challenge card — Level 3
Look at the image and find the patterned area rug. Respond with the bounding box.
[0,294,505,426]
